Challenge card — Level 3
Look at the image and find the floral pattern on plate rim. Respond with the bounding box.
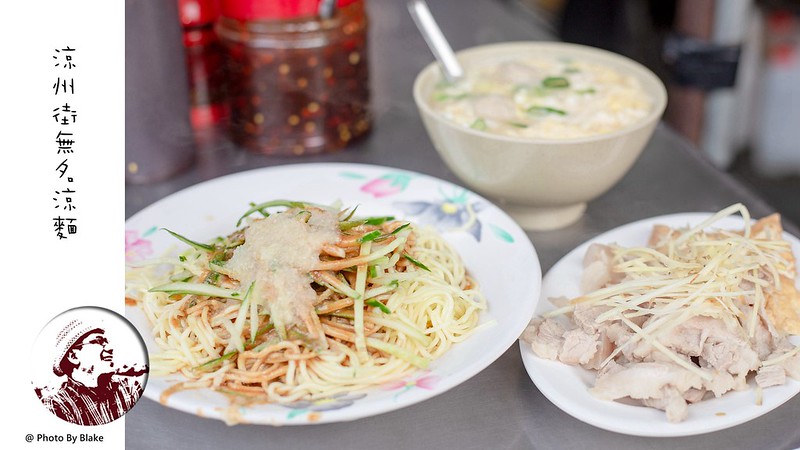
[282,392,368,420]
[382,371,442,401]
[341,170,514,243]
[125,226,157,262]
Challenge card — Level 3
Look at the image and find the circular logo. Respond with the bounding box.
[32,306,149,426]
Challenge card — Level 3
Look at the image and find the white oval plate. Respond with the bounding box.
[520,212,800,437]
[125,163,541,425]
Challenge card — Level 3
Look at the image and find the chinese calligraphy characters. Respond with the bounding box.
[52,47,79,240]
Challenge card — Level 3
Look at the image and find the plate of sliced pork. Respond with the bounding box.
[520,204,800,436]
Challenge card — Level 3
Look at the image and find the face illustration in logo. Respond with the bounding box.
[34,308,149,426]
[65,332,116,382]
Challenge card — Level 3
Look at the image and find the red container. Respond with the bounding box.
[216,0,370,155]
[220,0,358,20]
[178,0,220,27]
[178,0,227,129]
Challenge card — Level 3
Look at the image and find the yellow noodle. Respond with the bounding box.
[126,211,487,422]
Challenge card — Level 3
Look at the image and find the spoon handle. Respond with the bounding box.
[407,0,464,83]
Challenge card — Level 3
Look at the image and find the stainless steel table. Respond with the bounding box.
[125,1,800,448]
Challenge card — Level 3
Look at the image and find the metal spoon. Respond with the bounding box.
[407,0,464,83]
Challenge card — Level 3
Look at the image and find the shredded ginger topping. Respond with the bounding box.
[526,203,800,422]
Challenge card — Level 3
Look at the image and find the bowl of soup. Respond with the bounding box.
[413,41,667,230]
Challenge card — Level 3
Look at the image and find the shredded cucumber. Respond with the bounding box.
[149,281,244,300]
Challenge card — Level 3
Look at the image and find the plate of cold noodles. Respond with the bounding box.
[520,204,800,436]
[125,163,540,425]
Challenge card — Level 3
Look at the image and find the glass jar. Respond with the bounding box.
[217,0,371,155]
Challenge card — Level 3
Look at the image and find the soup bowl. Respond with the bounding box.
[413,41,667,230]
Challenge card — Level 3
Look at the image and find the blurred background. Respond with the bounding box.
[519,0,800,224]
[134,0,800,223]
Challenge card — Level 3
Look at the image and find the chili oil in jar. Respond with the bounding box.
[217,0,371,155]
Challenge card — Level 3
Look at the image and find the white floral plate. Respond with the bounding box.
[519,212,800,437]
[125,163,541,425]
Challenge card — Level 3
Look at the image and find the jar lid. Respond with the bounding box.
[220,0,359,21]
[179,0,220,27]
